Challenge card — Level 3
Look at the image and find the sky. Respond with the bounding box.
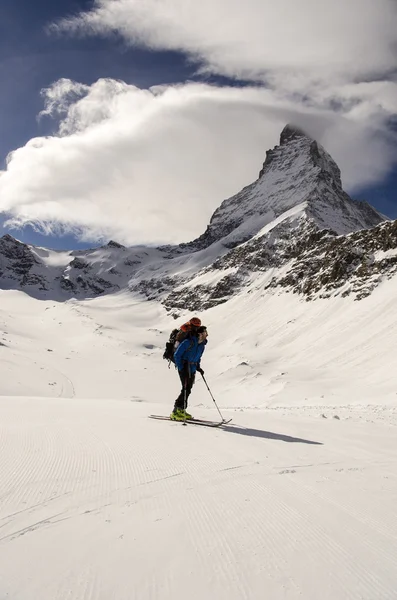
[0,0,397,250]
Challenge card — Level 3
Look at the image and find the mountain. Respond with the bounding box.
[0,124,395,309]
[182,124,384,251]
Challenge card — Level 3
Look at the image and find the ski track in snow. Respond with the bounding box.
[0,398,396,600]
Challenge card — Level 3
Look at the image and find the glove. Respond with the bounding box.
[197,367,204,376]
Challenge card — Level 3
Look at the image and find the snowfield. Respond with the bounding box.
[1,277,397,599]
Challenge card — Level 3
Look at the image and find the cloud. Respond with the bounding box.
[54,1,397,135]
[1,1,396,245]
[56,0,397,85]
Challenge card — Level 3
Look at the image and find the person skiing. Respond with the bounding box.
[171,325,208,421]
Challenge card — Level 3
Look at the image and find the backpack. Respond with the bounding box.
[163,327,192,363]
[163,328,179,362]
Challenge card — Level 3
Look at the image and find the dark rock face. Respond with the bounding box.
[70,258,90,270]
[106,240,125,249]
[0,235,37,271]
[279,124,308,145]
[59,277,77,292]
[270,220,397,301]
[0,235,48,291]
[162,219,397,312]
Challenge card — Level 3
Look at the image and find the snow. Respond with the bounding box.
[1,274,397,599]
[374,248,397,260]
[251,201,308,240]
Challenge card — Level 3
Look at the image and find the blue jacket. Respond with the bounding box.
[174,336,207,373]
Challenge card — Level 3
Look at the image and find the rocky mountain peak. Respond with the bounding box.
[279,123,308,145]
[186,125,384,252]
[258,123,342,190]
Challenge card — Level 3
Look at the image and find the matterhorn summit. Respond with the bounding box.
[188,124,384,252]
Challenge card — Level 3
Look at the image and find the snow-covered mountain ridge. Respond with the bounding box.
[0,124,394,308]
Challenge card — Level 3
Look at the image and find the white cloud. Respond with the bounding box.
[56,0,397,85]
[1,1,396,245]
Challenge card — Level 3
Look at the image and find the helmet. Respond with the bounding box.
[189,317,201,327]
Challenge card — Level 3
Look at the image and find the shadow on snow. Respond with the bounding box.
[222,425,323,445]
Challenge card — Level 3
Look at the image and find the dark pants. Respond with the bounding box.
[174,367,196,411]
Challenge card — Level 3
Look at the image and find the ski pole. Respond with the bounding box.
[183,367,190,426]
[182,378,187,426]
[200,373,225,422]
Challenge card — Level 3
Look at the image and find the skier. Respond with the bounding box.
[171,325,208,420]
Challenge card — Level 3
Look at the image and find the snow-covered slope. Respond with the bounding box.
[1,276,397,599]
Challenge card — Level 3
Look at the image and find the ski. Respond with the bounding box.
[149,415,232,428]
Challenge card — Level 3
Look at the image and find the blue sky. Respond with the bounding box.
[0,0,396,249]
